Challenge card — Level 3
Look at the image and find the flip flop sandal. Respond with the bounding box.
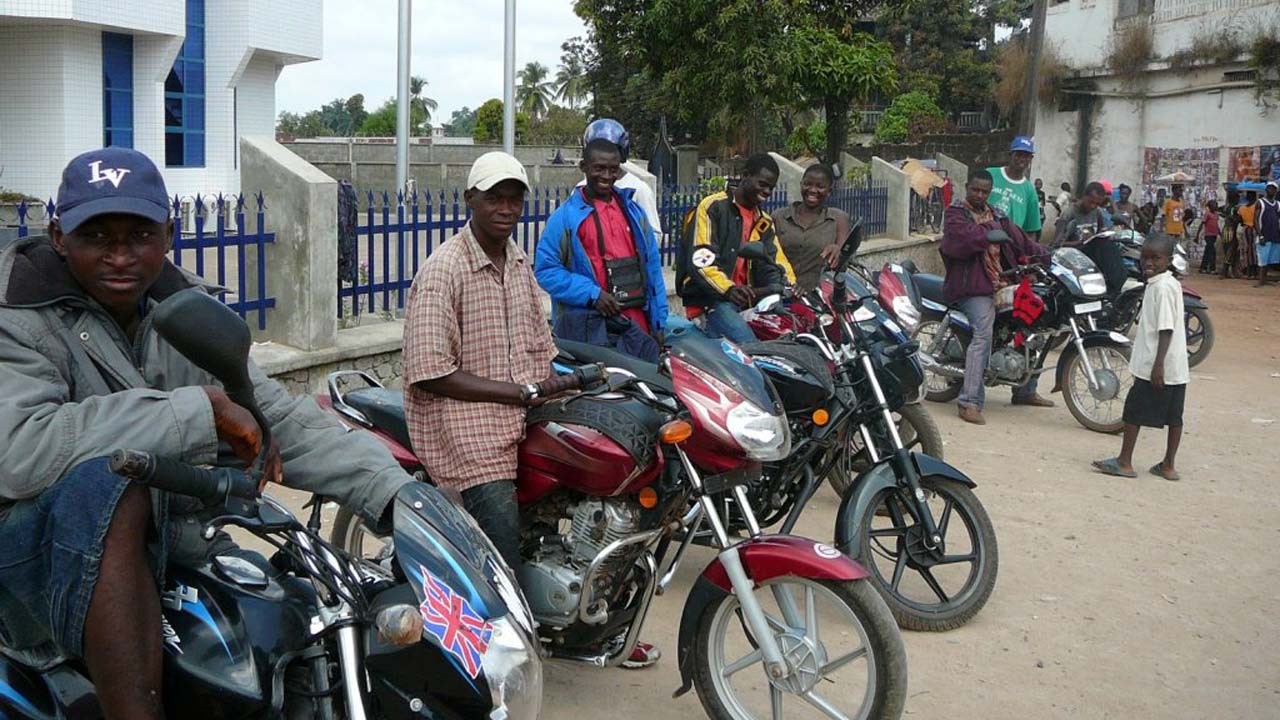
[1149,464,1181,481]
[1091,458,1137,478]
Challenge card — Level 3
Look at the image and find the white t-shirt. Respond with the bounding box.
[576,171,663,235]
[1129,271,1189,384]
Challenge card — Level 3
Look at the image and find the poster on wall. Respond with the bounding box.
[1227,145,1280,184]
[1140,147,1220,209]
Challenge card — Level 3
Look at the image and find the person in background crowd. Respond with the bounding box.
[1135,200,1157,235]
[1051,181,1073,218]
[1034,178,1047,226]
[1220,190,1242,279]
[1162,184,1186,241]
[1054,182,1109,249]
[1115,184,1139,220]
[576,119,663,237]
[986,135,1043,240]
[536,137,667,361]
[1093,236,1188,482]
[1193,200,1220,274]
[774,163,850,290]
[1098,180,1116,229]
[1254,181,1280,288]
[676,154,796,344]
[1240,190,1259,279]
[941,169,1054,425]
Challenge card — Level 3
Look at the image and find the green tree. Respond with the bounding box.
[791,27,898,165]
[516,62,554,120]
[409,76,438,130]
[276,110,332,138]
[528,105,590,145]
[555,38,592,108]
[443,106,478,137]
[356,98,429,137]
[873,90,945,142]
[473,98,529,144]
[345,94,368,132]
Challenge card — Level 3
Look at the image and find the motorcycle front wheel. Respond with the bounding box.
[1061,342,1133,434]
[332,506,393,562]
[692,576,907,720]
[855,476,998,632]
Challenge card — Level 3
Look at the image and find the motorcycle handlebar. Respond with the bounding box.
[536,363,606,398]
[109,450,260,505]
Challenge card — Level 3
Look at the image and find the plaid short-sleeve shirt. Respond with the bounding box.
[403,224,555,492]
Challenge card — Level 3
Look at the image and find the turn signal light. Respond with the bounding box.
[659,420,693,444]
[375,604,424,646]
[812,409,830,426]
[638,486,659,509]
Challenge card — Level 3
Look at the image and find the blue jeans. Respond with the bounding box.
[956,296,1039,410]
[701,301,756,345]
[0,458,146,657]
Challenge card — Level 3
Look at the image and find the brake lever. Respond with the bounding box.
[200,501,300,541]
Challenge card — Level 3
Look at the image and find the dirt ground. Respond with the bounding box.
[263,274,1278,719]
[535,274,1280,719]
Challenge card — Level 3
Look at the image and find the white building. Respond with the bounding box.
[1033,0,1279,208]
[0,0,321,201]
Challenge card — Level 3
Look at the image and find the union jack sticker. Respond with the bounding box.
[418,565,494,679]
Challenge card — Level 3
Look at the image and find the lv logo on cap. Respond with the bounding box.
[87,160,131,189]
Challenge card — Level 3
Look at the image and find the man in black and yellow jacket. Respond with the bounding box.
[676,154,796,343]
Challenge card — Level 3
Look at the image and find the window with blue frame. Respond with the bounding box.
[102,33,133,148]
[165,0,205,167]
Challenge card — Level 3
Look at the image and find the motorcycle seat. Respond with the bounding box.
[913,273,946,306]
[343,387,413,453]
[554,338,674,393]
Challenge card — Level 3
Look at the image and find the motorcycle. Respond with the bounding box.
[0,289,543,720]
[910,242,1136,433]
[1096,226,1215,367]
[322,336,909,718]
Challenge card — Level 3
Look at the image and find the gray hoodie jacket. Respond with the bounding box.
[0,236,412,534]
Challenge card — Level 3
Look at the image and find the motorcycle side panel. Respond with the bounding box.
[1051,330,1132,394]
[834,453,976,559]
[0,659,70,719]
[517,419,660,499]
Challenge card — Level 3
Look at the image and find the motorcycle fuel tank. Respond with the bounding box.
[517,394,664,502]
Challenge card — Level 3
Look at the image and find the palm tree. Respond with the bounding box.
[409,75,438,133]
[516,62,554,120]
[555,56,590,108]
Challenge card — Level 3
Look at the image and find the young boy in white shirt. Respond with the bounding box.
[1093,236,1189,481]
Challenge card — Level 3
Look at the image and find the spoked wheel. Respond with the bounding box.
[1184,307,1214,368]
[692,577,907,720]
[826,404,945,496]
[914,319,962,403]
[332,506,394,562]
[1062,343,1133,434]
[855,476,998,632]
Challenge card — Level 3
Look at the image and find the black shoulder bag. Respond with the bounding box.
[591,211,647,310]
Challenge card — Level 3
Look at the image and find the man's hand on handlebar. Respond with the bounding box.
[726,284,755,308]
[203,386,282,488]
[523,364,607,406]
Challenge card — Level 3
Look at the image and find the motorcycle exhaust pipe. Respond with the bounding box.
[918,352,966,379]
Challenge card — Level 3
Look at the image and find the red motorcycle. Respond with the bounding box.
[320,334,908,718]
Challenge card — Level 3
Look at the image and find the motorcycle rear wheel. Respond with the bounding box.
[914,319,962,403]
[1185,307,1214,368]
[692,577,907,720]
[855,477,998,632]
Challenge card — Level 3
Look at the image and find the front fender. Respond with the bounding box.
[1182,293,1207,309]
[1051,330,1131,393]
[673,535,867,697]
[833,453,975,560]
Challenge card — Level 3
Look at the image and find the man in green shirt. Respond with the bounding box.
[986,135,1042,240]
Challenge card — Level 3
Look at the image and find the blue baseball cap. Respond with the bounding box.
[1010,135,1035,154]
[55,147,171,235]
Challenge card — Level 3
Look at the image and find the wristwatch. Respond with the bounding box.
[519,384,540,405]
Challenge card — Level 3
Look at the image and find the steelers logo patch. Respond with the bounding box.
[691,247,716,268]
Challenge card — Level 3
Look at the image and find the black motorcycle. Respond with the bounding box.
[911,242,1136,433]
[0,290,542,720]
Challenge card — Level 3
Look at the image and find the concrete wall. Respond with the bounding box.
[936,152,968,188]
[769,152,805,209]
[240,134,337,350]
[871,157,911,241]
[847,129,1017,178]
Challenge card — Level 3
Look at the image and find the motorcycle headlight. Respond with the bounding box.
[891,295,920,331]
[726,401,792,461]
[1079,272,1108,296]
[483,616,543,720]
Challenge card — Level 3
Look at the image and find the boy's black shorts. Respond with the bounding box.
[1123,379,1186,428]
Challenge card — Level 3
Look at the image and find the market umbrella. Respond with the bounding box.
[1155,171,1196,183]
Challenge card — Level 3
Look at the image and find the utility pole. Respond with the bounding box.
[1019,0,1049,137]
[502,0,516,153]
[395,0,411,192]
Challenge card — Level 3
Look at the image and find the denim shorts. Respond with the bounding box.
[0,458,147,658]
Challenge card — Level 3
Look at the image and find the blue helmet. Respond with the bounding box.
[583,118,630,162]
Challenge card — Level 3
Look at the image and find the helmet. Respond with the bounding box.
[583,119,630,162]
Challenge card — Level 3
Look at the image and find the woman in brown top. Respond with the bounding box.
[774,163,850,289]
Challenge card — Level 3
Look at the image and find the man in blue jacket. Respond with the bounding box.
[535,138,668,351]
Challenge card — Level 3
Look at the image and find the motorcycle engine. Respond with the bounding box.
[518,498,641,629]
[988,347,1028,382]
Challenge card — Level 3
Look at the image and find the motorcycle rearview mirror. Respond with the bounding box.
[835,219,864,269]
[153,288,254,402]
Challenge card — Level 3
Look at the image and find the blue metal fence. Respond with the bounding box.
[6,194,276,330]
[828,175,890,238]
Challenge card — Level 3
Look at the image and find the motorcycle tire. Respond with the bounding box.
[827,403,944,496]
[855,477,998,633]
[1061,342,1132,434]
[1185,306,1214,368]
[691,577,907,720]
[914,318,963,403]
[332,506,390,562]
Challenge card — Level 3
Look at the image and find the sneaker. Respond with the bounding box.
[621,640,661,669]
